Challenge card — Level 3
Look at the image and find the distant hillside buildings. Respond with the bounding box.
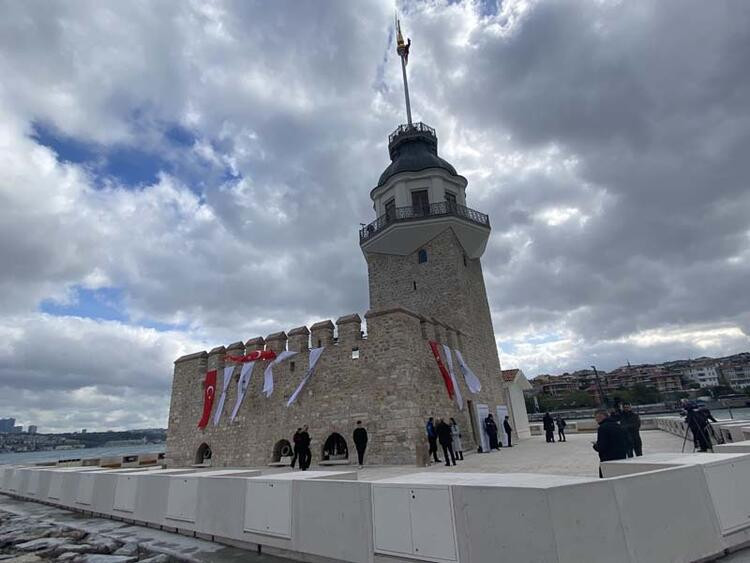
[530,352,750,404]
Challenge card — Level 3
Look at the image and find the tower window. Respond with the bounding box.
[290,361,295,372]
[351,347,360,359]
[411,190,429,217]
[445,191,457,209]
[385,198,395,222]
[418,249,427,263]
[463,255,467,267]
[413,281,417,291]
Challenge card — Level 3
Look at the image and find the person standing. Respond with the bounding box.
[436,418,456,466]
[426,418,441,463]
[449,417,463,460]
[298,425,312,470]
[484,414,500,451]
[619,403,642,457]
[543,412,555,443]
[556,416,567,442]
[353,421,368,468]
[592,409,628,477]
[503,416,513,447]
[290,427,302,468]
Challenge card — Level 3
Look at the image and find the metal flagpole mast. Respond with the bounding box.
[396,15,413,125]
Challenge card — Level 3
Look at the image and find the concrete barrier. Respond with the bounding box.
[3,457,750,563]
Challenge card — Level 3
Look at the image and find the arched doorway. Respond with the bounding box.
[195,442,212,465]
[272,439,293,463]
[321,433,348,461]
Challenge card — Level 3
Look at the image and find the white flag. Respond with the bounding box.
[455,350,482,393]
[442,345,463,410]
[286,347,325,407]
[262,350,298,398]
[213,365,236,426]
[229,361,256,422]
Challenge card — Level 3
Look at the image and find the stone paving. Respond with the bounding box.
[260,429,690,480]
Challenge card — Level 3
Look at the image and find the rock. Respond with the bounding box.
[112,542,138,557]
[51,543,99,555]
[76,556,138,563]
[55,554,79,562]
[17,536,69,552]
[81,536,120,554]
[1,555,44,563]
[137,555,170,563]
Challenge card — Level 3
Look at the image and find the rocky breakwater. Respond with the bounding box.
[0,511,170,563]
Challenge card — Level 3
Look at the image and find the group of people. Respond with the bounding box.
[426,417,464,466]
[483,413,513,450]
[542,413,567,443]
[592,402,645,477]
[426,414,515,466]
[289,421,370,470]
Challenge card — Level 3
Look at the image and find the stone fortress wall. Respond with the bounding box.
[166,302,509,468]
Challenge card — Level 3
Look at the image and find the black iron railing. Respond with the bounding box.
[359,201,490,242]
[388,122,437,145]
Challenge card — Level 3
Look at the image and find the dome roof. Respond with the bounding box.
[377,123,458,187]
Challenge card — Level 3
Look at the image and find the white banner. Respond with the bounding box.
[286,347,325,407]
[229,361,256,422]
[442,344,463,410]
[455,350,482,393]
[262,350,298,398]
[213,365,236,426]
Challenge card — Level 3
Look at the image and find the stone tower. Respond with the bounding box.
[359,121,501,391]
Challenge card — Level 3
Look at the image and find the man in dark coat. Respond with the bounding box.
[298,425,312,470]
[593,409,628,477]
[556,416,567,442]
[619,402,642,457]
[685,406,712,452]
[353,421,368,468]
[484,414,500,450]
[290,427,302,468]
[426,418,441,463]
[436,418,456,466]
[542,412,555,443]
[503,416,513,447]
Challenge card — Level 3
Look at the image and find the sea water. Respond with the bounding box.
[0,442,164,465]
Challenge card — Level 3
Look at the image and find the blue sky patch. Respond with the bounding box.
[40,286,128,323]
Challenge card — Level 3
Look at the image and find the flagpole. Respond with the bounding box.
[396,16,413,126]
[400,55,412,125]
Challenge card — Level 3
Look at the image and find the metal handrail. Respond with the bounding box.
[388,122,436,145]
[359,201,490,242]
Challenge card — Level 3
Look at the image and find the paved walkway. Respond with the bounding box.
[263,430,689,481]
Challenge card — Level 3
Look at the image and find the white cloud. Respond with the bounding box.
[0,0,748,429]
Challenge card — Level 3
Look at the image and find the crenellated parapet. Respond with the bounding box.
[173,309,466,369]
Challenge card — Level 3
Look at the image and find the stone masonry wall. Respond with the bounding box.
[366,227,507,445]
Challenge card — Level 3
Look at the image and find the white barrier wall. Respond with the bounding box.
[2,457,750,563]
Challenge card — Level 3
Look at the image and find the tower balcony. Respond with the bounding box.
[359,201,491,259]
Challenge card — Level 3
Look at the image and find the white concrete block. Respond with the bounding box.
[245,480,292,538]
[611,465,722,562]
[294,479,373,563]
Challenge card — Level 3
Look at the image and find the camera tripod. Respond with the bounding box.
[681,418,715,453]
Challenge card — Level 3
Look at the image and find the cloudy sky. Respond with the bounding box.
[1,0,749,432]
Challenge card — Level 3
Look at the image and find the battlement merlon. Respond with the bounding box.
[171,310,465,373]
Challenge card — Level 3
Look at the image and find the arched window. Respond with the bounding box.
[321,433,348,461]
[418,249,427,263]
[195,443,212,465]
[272,439,293,463]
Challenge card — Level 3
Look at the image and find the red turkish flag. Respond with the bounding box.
[197,370,217,429]
[225,349,277,363]
[429,341,455,399]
